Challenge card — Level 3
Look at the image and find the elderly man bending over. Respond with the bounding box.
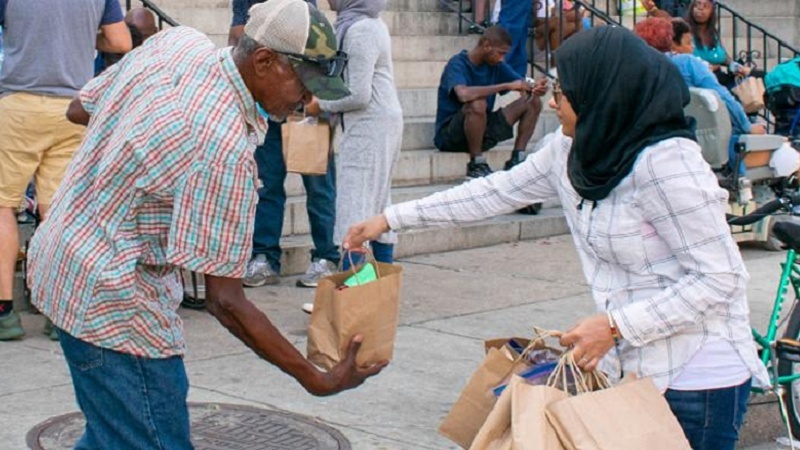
[27,1,384,448]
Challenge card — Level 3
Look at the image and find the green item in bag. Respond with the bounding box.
[343,262,378,287]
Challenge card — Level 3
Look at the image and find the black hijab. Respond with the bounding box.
[555,26,695,201]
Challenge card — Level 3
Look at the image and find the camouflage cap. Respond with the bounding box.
[244,0,350,101]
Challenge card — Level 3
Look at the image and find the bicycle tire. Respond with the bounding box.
[778,299,800,438]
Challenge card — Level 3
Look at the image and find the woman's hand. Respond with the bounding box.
[343,214,391,250]
[559,313,616,372]
[750,124,767,135]
[305,96,322,116]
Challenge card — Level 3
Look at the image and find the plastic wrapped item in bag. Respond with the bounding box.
[493,348,563,396]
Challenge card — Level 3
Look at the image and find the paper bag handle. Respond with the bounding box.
[339,246,383,283]
[546,350,611,394]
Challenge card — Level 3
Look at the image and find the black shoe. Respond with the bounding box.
[181,294,206,310]
[468,24,484,34]
[503,150,525,171]
[517,203,542,215]
[466,161,493,179]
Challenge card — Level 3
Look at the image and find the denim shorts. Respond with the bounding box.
[58,329,193,450]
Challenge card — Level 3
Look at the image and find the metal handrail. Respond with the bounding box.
[715,2,799,73]
[442,0,799,76]
[125,0,179,29]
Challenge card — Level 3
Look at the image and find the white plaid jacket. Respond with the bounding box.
[385,130,770,390]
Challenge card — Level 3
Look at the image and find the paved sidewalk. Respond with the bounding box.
[1,234,797,449]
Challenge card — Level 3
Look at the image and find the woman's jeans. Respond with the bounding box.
[664,378,751,450]
[58,329,193,450]
[342,242,394,271]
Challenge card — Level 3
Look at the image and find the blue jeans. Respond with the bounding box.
[58,329,193,450]
[664,378,751,450]
[253,119,339,272]
[342,242,394,271]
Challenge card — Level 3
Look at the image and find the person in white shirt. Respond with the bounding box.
[343,26,768,450]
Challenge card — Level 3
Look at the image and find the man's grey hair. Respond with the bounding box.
[233,34,264,63]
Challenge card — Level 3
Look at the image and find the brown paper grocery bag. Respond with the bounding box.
[733,76,766,114]
[306,262,402,370]
[545,377,691,450]
[440,332,561,449]
[469,377,514,450]
[439,346,520,449]
[511,376,568,450]
[281,117,330,175]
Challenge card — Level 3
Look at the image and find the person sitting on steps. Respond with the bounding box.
[434,26,547,180]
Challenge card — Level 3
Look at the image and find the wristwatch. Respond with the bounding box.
[607,310,622,341]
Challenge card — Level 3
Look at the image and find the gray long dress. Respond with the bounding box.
[319,18,403,245]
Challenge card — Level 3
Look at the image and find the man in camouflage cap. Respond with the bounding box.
[31,0,383,447]
[230,0,346,291]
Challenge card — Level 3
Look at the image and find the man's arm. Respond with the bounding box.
[66,97,91,126]
[205,276,385,396]
[453,80,529,103]
[97,21,132,53]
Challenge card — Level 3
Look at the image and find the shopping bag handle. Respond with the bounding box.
[546,350,610,394]
[338,245,383,282]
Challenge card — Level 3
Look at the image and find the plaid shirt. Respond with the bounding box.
[386,130,770,390]
[28,27,266,358]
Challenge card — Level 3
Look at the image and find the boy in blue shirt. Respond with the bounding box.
[435,27,546,179]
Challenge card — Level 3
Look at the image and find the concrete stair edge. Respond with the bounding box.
[277,207,568,276]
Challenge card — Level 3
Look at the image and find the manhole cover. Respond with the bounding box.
[27,402,351,450]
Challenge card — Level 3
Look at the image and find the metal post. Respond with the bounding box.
[458,0,463,34]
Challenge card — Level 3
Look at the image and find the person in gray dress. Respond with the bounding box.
[306,0,402,268]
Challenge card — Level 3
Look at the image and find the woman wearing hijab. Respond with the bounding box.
[305,0,402,269]
[341,26,768,449]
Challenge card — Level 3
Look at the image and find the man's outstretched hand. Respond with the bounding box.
[307,336,388,397]
[343,214,391,250]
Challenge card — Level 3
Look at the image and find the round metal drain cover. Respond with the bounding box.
[27,402,351,450]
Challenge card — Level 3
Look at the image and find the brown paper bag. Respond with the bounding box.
[473,374,568,450]
[306,262,402,370]
[281,116,330,175]
[470,377,514,450]
[545,377,691,450]
[733,76,766,114]
[439,345,524,449]
[440,332,562,449]
[511,377,568,450]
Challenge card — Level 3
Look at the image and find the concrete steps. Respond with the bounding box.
[276,207,568,276]
[104,0,573,282]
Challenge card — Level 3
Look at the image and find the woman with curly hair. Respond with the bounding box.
[634,17,764,135]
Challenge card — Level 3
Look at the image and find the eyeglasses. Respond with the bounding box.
[276,50,349,78]
[552,80,562,106]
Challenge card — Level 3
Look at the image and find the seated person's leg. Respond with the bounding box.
[500,95,543,168]
[437,98,495,178]
[463,98,489,158]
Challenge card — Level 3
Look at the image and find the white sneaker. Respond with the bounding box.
[301,303,314,314]
[296,258,336,288]
[243,255,280,287]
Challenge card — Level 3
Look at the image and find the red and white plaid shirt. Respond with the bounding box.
[28,27,266,358]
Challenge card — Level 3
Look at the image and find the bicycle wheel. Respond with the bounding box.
[778,300,800,438]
